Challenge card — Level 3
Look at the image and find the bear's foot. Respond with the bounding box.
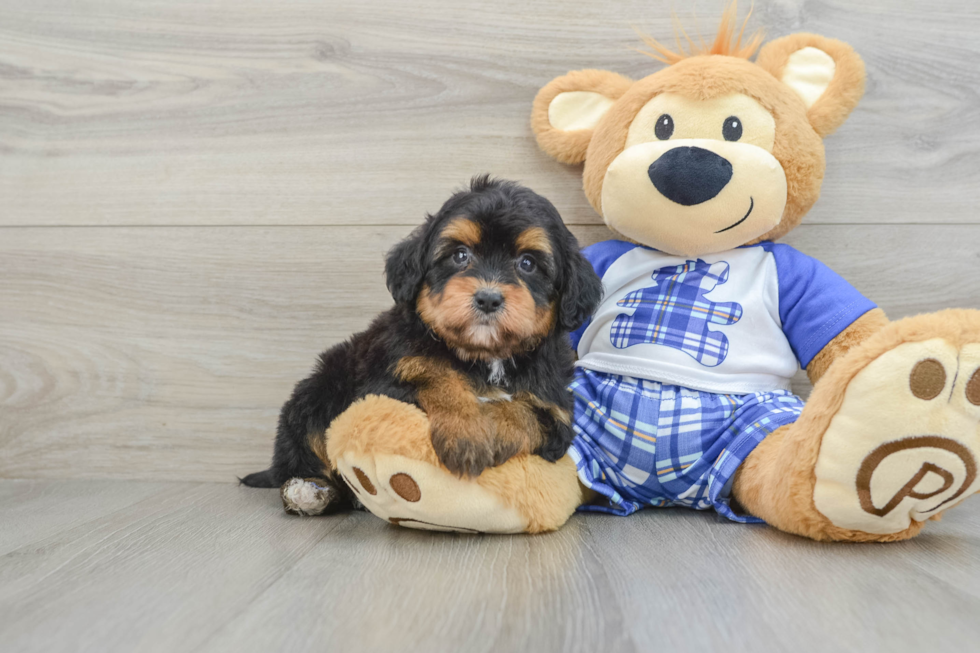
[325,395,584,534]
[812,312,980,536]
[334,449,529,533]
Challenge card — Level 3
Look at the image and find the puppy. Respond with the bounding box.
[241,176,602,515]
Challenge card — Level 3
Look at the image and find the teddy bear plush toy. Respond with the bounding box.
[325,9,980,541]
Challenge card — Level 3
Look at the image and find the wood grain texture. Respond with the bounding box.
[1,224,977,481]
[1,0,979,227]
[1,480,978,653]
[0,481,345,653]
[0,478,173,556]
[1,0,978,481]
[2,3,980,651]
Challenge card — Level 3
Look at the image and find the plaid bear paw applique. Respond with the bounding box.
[610,259,742,367]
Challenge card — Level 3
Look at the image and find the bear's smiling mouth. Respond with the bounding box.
[714,197,754,234]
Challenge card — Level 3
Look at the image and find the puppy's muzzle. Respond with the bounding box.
[647,146,733,206]
[473,288,504,315]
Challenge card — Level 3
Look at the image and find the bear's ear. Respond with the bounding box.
[531,69,634,164]
[755,33,866,138]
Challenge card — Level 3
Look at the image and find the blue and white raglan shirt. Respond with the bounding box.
[571,240,877,394]
[566,240,877,522]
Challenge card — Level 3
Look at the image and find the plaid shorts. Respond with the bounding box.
[568,368,805,523]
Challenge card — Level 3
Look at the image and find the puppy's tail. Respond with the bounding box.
[239,468,279,488]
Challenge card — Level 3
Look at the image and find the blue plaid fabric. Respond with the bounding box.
[609,258,743,367]
[568,367,805,523]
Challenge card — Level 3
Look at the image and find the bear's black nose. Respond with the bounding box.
[647,146,733,206]
[473,288,504,314]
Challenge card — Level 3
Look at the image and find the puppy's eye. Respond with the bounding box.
[518,255,536,273]
[451,248,470,266]
[723,116,742,141]
[655,114,674,140]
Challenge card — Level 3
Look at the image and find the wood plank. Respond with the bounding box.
[1,0,979,227]
[899,504,980,603]
[201,499,980,653]
[580,507,980,652]
[0,479,174,556]
[1,224,977,481]
[2,1,979,649]
[201,510,634,653]
[0,481,345,653]
[201,515,636,653]
[0,226,400,482]
[1,484,979,652]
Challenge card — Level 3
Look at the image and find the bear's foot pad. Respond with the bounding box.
[814,338,980,534]
[334,450,530,534]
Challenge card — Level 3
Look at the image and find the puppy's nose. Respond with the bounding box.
[647,146,733,206]
[473,288,504,314]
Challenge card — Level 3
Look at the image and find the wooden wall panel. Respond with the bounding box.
[1,0,979,227]
[1,224,977,481]
[2,0,979,480]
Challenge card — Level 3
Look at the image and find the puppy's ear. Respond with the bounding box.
[385,224,428,304]
[558,242,603,332]
[531,69,634,165]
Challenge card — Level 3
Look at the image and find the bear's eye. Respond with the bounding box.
[723,116,742,141]
[654,114,674,140]
[452,247,470,266]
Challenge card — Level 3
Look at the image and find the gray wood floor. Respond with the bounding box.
[2,0,980,650]
[2,479,979,653]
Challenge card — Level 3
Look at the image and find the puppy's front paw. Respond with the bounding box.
[431,429,515,477]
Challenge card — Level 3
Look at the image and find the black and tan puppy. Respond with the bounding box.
[241,176,602,515]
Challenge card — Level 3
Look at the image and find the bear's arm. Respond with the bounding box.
[765,243,880,382]
[804,307,889,385]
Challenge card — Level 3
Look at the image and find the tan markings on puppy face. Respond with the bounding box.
[418,279,554,361]
[417,277,481,335]
[515,227,553,256]
[439,218,481,248]
[535,302,556,338]
[496,282,554,342]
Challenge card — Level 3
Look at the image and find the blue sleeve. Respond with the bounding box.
[764,243,877,369]
[569,240,639,349]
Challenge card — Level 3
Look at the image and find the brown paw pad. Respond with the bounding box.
[352,467,377,495]
[389,473,421,502]
[967,369,980,406]
[909,358,946,400]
